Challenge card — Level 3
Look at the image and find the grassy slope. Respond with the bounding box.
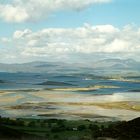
[0,117,140,140]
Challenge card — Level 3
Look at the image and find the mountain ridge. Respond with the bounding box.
[0,58,139,73]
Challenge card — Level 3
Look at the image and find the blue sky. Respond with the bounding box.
[0,0,140,37]
[0,0,140,63]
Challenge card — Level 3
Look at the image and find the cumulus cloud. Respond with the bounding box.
[0,0,111,22]
[0,24,140,62]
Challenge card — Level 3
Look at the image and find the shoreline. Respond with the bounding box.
[0,90,140,121]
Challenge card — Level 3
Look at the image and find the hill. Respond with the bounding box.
[0,116,140,140]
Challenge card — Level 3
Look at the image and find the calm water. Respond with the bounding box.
[0,72,139,94]
[0,72,140,120]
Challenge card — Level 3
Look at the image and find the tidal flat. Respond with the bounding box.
[0,89,140,121]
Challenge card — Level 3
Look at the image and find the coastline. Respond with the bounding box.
[0,89,140,121]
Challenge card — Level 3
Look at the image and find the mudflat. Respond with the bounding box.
[0,90,140,121]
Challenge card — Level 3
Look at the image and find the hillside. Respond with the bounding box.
[0,117,140,140]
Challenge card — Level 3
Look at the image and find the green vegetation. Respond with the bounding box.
[0,116,140,140]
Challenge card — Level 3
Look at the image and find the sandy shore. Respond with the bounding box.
[0,90,140,121]
[0,91,24,105]
[45,85,119,92]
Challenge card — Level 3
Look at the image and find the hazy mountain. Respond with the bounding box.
[0,59,139,74]
[93,59,140,70]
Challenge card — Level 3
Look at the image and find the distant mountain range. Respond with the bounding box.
[92,59,140,69]
[0,59,139,74]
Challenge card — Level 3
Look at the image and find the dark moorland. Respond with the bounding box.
[0,116,140,140]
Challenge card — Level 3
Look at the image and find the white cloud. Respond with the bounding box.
[0,0,111,22]
[0,4,29,23]
[0,24,140,62]
[1,37,11,43]
[13,29,32,39]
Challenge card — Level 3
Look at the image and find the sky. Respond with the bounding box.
[0,0,140,63]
